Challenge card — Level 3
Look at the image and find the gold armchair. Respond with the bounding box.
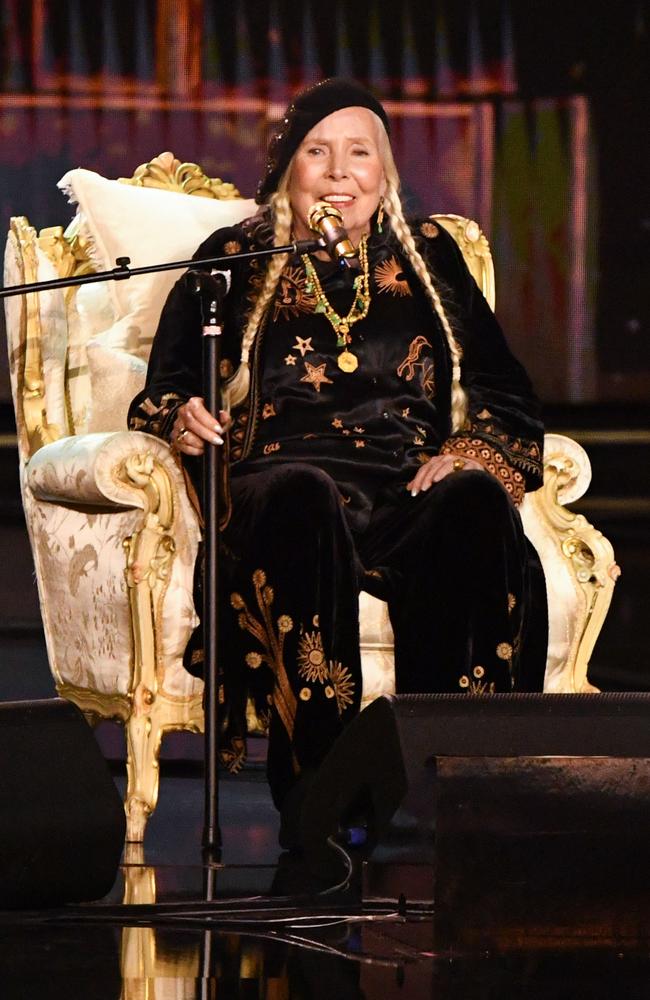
[4,155,619,843]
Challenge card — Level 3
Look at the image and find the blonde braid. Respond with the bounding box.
[383,183,468,431]
[223,190,293,409]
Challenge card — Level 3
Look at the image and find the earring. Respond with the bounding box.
[376,197,385,234]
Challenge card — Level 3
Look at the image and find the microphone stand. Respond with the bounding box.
[0,240,322,299]
[1,237,322,859]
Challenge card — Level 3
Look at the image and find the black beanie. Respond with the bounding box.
[256,78,390,204]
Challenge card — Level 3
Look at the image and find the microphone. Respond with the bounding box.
[307,201,359,269]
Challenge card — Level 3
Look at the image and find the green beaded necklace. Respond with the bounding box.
[301,235,370,373]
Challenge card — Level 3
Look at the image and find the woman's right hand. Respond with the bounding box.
[171,397,231,456]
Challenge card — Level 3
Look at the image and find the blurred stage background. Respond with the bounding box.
[1,0,648,690]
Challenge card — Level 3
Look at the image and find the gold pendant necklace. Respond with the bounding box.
[301,235,370,372]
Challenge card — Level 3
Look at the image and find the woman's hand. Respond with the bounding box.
[171,397,232,456]
[407,454,483,496]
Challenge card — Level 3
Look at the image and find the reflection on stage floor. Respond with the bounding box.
[1,750,649,999]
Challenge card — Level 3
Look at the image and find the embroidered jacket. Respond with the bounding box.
[129,209,544,525]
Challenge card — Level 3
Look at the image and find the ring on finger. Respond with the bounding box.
[177,427,189,441]
[452,458,466,471]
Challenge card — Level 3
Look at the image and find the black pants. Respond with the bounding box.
[212,462,546,808]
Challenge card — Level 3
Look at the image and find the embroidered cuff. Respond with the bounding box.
[128,393,185,442]
[440,436,526,506]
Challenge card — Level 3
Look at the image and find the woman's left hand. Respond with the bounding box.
[407,454,483,496]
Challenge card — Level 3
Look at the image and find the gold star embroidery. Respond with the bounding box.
[354,439,365,448]
[413,436,424,446]
[300,361,333,393]
[402,407,410,418]
[292,336,313,357]
[374,255,412,297]
[353,425,365,434]
[262,402,276,419]
[284,354,297,366]
[332,418,343,429]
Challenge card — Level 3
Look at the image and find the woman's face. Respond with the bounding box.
[288,106,387,248]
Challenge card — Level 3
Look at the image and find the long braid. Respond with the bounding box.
[373,117,468,431]
[224,189,293,409]
[383,183,468,431]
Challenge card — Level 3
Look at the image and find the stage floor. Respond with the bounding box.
[1,757,649,1000]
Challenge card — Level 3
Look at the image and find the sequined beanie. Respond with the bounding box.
[256,78,390,204]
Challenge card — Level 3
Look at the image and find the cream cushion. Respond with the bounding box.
[56,168,256,431]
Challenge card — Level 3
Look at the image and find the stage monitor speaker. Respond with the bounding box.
[0,698,126,908]
[298,692,650,864]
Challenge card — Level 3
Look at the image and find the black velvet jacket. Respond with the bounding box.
[129,209,544,526]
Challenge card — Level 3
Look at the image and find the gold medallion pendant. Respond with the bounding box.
[338,350,358,373]
[301,234,370,377]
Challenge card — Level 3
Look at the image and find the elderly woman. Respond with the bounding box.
[129,79,546,821]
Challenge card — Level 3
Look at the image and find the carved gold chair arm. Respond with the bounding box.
[431,213,496,311]
[26,431,182,513]
[520,433,620,693]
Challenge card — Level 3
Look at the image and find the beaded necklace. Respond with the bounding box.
[301,234,370,373]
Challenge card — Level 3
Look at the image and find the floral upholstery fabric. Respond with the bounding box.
[26,432,202,699]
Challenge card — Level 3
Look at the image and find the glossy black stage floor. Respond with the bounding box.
[2,697,650,1000]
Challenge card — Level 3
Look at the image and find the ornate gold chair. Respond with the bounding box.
[4,155,619,843]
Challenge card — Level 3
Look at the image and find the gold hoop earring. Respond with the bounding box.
[376,197,385,234]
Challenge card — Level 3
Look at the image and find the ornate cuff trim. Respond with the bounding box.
[440,436,526,506]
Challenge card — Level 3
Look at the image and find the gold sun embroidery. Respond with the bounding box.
[374,256,412,297]
[300,361,333,393]
[273,266,317,322]
[329,661,355,714]
[420,222,439,238]
[297,631,329,683]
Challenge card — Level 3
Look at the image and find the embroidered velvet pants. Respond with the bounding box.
[216,462,544,808]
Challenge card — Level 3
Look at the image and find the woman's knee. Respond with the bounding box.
[245,463,342,523]
[428,468,521,535]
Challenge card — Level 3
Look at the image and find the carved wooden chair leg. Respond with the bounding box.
[124,706,163,842]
